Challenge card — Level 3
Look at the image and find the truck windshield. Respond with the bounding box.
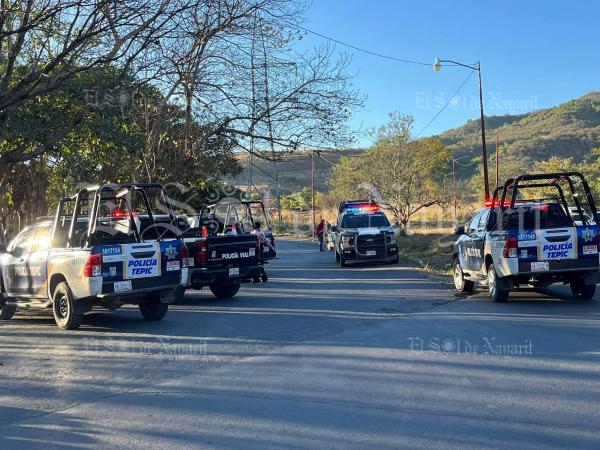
[341,214,390,228]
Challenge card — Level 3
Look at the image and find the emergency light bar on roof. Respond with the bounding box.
[339,200,379,213]
[345,204,380,214]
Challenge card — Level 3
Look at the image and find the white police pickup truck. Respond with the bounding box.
[0,184,188,329]
[453,172,600,302]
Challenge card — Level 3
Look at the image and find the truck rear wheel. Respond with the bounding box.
[52,282,84,330]
[0,294,16,321]
[209,282,240,299]
[139,298,169,320]
[453,258,474,293]
[488,263,509,303]
[570,281,596,300]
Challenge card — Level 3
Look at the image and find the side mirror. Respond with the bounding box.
[454,226,465,236]
[331,226,337,232]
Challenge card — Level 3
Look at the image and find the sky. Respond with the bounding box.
[299,0,599,147]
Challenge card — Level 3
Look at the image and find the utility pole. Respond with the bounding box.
[248,18,257,196]
[495,131,500,188]
[259,19,282,225]
[311,149,316,238]
[452,158,457,225]
[477,62,490,200]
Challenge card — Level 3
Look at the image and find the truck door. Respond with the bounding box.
[461,211,482,272]
[470,209,489,272]
[1,226,36,296]
[27,224,51,297]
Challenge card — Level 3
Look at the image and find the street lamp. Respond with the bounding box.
[434,57,490,200]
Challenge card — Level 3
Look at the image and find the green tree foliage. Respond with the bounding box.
[280,187,313,211]
[330,114,451,230]
[1,67,242,221]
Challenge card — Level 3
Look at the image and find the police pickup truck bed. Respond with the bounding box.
[0,184,188,329]
[179,215,262,299]
[453,172,600,302]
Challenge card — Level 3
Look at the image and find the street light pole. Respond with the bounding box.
[311,149,316,239]
[434,58,490,200]
[476,62,490,200]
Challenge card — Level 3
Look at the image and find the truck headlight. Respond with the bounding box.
[341,236,353,247]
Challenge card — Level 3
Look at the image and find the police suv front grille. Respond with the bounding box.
[356,234,385,253]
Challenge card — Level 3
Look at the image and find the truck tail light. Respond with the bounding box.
[201,225,208,238]
[195,240,208,264]
[503,236,518,258]
[180,244,189,268]
[84,252,102,277]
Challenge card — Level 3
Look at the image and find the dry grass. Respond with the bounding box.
[396,231,454,275]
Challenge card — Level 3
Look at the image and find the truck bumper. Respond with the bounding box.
[340,245,399,265]
[96,285,178,304]
[186,265,263,288]
[503,260,600,287]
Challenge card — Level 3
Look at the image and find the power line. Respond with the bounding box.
[414,69,475,138]
[293,23,431,66]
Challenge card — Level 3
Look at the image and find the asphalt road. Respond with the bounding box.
[1,239,600,449]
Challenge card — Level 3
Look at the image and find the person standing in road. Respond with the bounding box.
[316,218,326,251]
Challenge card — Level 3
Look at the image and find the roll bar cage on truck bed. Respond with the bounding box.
[488,171,600,228]
[57,183,169,247]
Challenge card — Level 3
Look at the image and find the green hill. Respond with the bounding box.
[439,91,600,176]
[227,149,364,195]
[228,92,600,194]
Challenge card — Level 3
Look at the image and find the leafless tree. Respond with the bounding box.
[0,0,362,178]
[0,0,185,167]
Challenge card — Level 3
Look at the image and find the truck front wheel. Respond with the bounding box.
[209,282,240,299]
[0,294,16,320]
[488,263,509,303]
[570,281,596,300]
[139,298,169,320]
[453,258,474,293]
[52,282,84,330]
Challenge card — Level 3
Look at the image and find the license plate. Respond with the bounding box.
[114,280,132,292]
[366,250,376,256]
[583,245,598,255]
[531,261,549,272]
[228,267,240,277]
[166,260,180,272]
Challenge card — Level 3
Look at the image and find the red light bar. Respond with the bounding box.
[112,209,126,219]
[485,199,512,207]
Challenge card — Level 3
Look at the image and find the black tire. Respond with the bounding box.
[339,252,347,268]
[488,263,509,303]
[570,281,596,300]
[139,298,169,320]
[453,258,474,293]
[52,282,84,330]
[209,282,241,299]
[0,293,16,321]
